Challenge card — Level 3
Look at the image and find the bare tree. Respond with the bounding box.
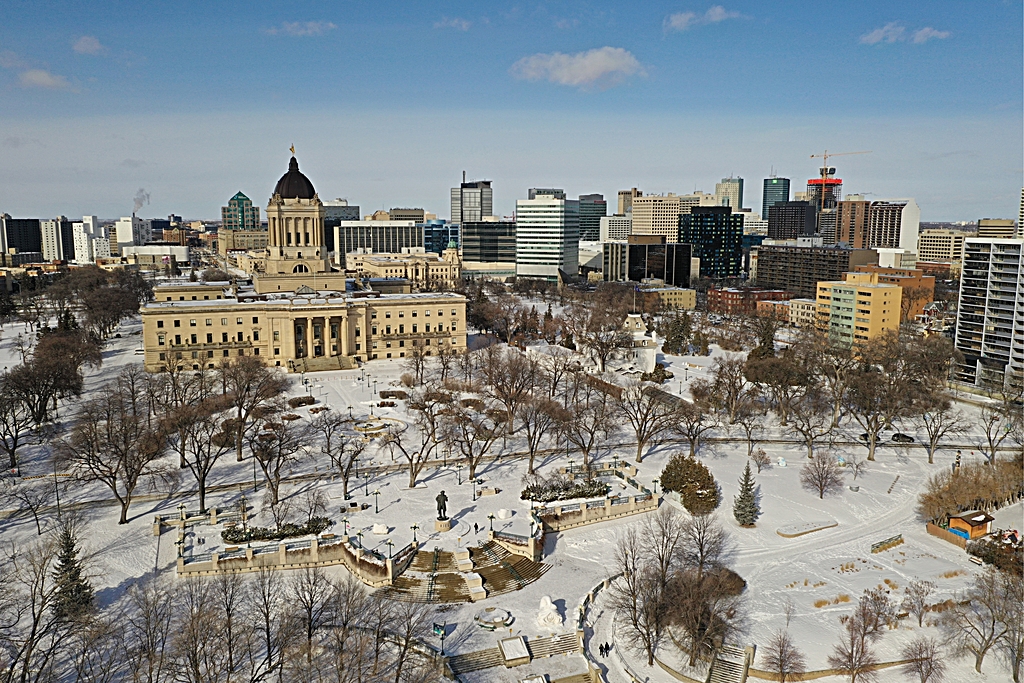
[71,615,126,683]
[977,402,1014,465]
[168,395,234,513]
[788,386,833,459]
[744,349,811,427]
[998,572,1024,683]
[213,572,245,678]
[858,587,896,634]
[312,409,366,500]
[901,636,946,683]
[122,578,175,683]
[827,615,880,683]
[915,391,965,464]
[288,567,337,663]
[433,343,457,383]
[219,356,288,461]
[562,299,631,373]
[385,385,452,488]
[403,345,429,386]
[733,395,765,459]
[705,354,755,423]
[482,346,537,434]
[172,578,231,683]
[445,399,503,481]
[680,512,730,579]
[150,365,216,467]
[248,567,288,680]
[0,374,35,471]
[666,567,745,667]
[2,479,54,535]
[60,369,166,524]
[760,629,806,683]
[674,390,718,459]
[639,506,687,588]
[608,527,664,666]
[519,396,559,474]
[940,567,1010,673]
[389,598,434,683]
[901,580,935,627]
[248,413,310,505]
[799,453,845,499]
[617,382,678,463]
[750,447,772,473]
[803,328,859,427]
[555,374,616,474]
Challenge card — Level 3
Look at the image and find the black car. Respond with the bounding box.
[891,433,914,443]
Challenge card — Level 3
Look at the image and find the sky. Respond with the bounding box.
[0,0,1021,222]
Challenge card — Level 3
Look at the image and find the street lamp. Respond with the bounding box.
[612,455,619,470]
[386,539,394,559]
[52,460,61,517]
[343,517,350,535]
[472,478,480,501]
[348,405,353,420]
[567,458,575,475]
[411,524,419,544]
[652,478,660,494]
[356,530,364,547]
[373,380,378,396]
[456,464,464,485]
[373,489,381,514]
[488,513,495,531]
[363,471,370,496]
[252,457,258,491]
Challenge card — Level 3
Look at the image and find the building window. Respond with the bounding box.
[412,311,417,317]
[237,332,244,342]
[355,343,361,350]
[223,350,229,357]
[158,352,165,360]
[253,331,259,341]
[252,316,258,324]
[399,325,405,334]
[425,324,431,332]
[189,334,197,344]
[452,324,457,332]
[157,334,165,345]
[174,320,181,327]
[386,326,391,335]
[254,348,260,355]
[157,320,164,328]
[274,347,280,355]
[372,326,377,335]
[451,309,457,316]
[174,334,181,345]
[205,319,212,326]
[273,331,280,341]
[386,341,392,348]
[438,310,444,316]
[207,350,214,358]
[222,332,228,342]
[385,312,391,318]
[189,320,196,327]
[412,325,417,333]
[425,310,430,316]
[399,312,404,318]
[236,318,243,325]
[206,333,213,343]
[221,318,228,325]
[354,327,360,337]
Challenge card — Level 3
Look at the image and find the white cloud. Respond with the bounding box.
[912,27,951,44]
[860,22,906,44]
[19,69,70,89]
[73,36,105,55]
[265,21,336,37]
[510,46,644,90]
[664,6,741,32]
[434,17,471,31]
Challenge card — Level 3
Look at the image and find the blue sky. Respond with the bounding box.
[0,1,1020,221]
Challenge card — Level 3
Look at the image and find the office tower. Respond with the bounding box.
[867,200,920,252]
[954,238,1024,388]
[740,211,768,236]
[837,197,871,248]
[715,176,744,209]
[762,176,790,220]
[462,221,516,264]
[515,190,579,280]
[0,214,42,253]
[221,191,261,231]
[767,201,816,240]
[390,208,426,222]
[423,220,459,254]
[115,216,148,252]
[631,194,682,241]
[917,229,966,265]
[600,215,631,242]
[578,194,607,242]
[451,179,493,225]
[816,272,902,345]
[322,199,360,253]
[334,221,424,261]
[1019,189,1023,236]
[626,235,691,287]
[528,188,566,200]
[977,218,1016,239]
[753,243,878,299]
[617,188,642,215]
[678,206,743,279]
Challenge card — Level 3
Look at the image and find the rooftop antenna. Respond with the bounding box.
[462,170,466,183]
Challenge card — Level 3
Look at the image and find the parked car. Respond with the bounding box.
[891,433,914,443]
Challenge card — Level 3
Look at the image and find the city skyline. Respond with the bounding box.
[0,1,1020,220]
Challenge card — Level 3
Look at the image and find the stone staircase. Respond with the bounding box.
[526,632,580,659]
[551,674,591,683]
[708,644,751,683]
[448,647,503,675]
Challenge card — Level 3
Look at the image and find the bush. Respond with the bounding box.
[521,475,609,503]
[288,395,316,409]
[660,453,721,515]
[640,363,674,384]
[221,516,335,544]
[967,536,1023,577]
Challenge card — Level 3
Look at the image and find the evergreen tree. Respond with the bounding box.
[733,460,761,527]
[51,520,94,622]
[660,453,721,515]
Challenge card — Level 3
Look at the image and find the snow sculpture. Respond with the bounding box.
[536,595,563,628]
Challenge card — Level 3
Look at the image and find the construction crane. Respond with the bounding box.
[809,150,871,212]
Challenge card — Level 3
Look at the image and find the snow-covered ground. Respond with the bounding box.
[0,316,1016,682]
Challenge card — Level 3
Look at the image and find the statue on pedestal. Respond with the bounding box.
[436,490,448,520]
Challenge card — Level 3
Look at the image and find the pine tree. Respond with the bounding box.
[51,521,94,622]
[661,453,721,516]
[734,461,761,527]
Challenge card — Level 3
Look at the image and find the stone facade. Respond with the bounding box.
[345,248,462,291]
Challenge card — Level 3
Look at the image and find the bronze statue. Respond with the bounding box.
[436,490,448,520]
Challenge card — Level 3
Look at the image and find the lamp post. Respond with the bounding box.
[252,457,258,492]
[373,489,381,514]
[472,478,480,501]
[652,478,659,494]
[567,458,575,475]
[612,455,619,470]
[386,539,394,559]
[456,464,464,485]
[411,524,419,544]
[363,471,370,496]
[488,513,495,531]
[356,530,363,547]
[348,405,353,420]
[52,460,61,517]
[373,380,378,396]
[343,517,350,535]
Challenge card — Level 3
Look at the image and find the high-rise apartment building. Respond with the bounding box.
[917,229,966,264]
[40,217,74,261]
[954,238,1024,389]
[72,216,105,265]
[221,192,261,231]
[515,191,579,280]
[451,179,493,225]
[816,272,902,345]
[617,188,642,215]
[977,218,1016,239]
[578,194,607,242]
[715,177,744,209]
[767,201,816,240]
[753,243,878,299]
[600,215,631,242]
[837,197,871,248]
[115,216,149,253]
[678,207,743,279]
[1019,189,1023,235]
[762,176,790,220]
[867,200,920,252]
